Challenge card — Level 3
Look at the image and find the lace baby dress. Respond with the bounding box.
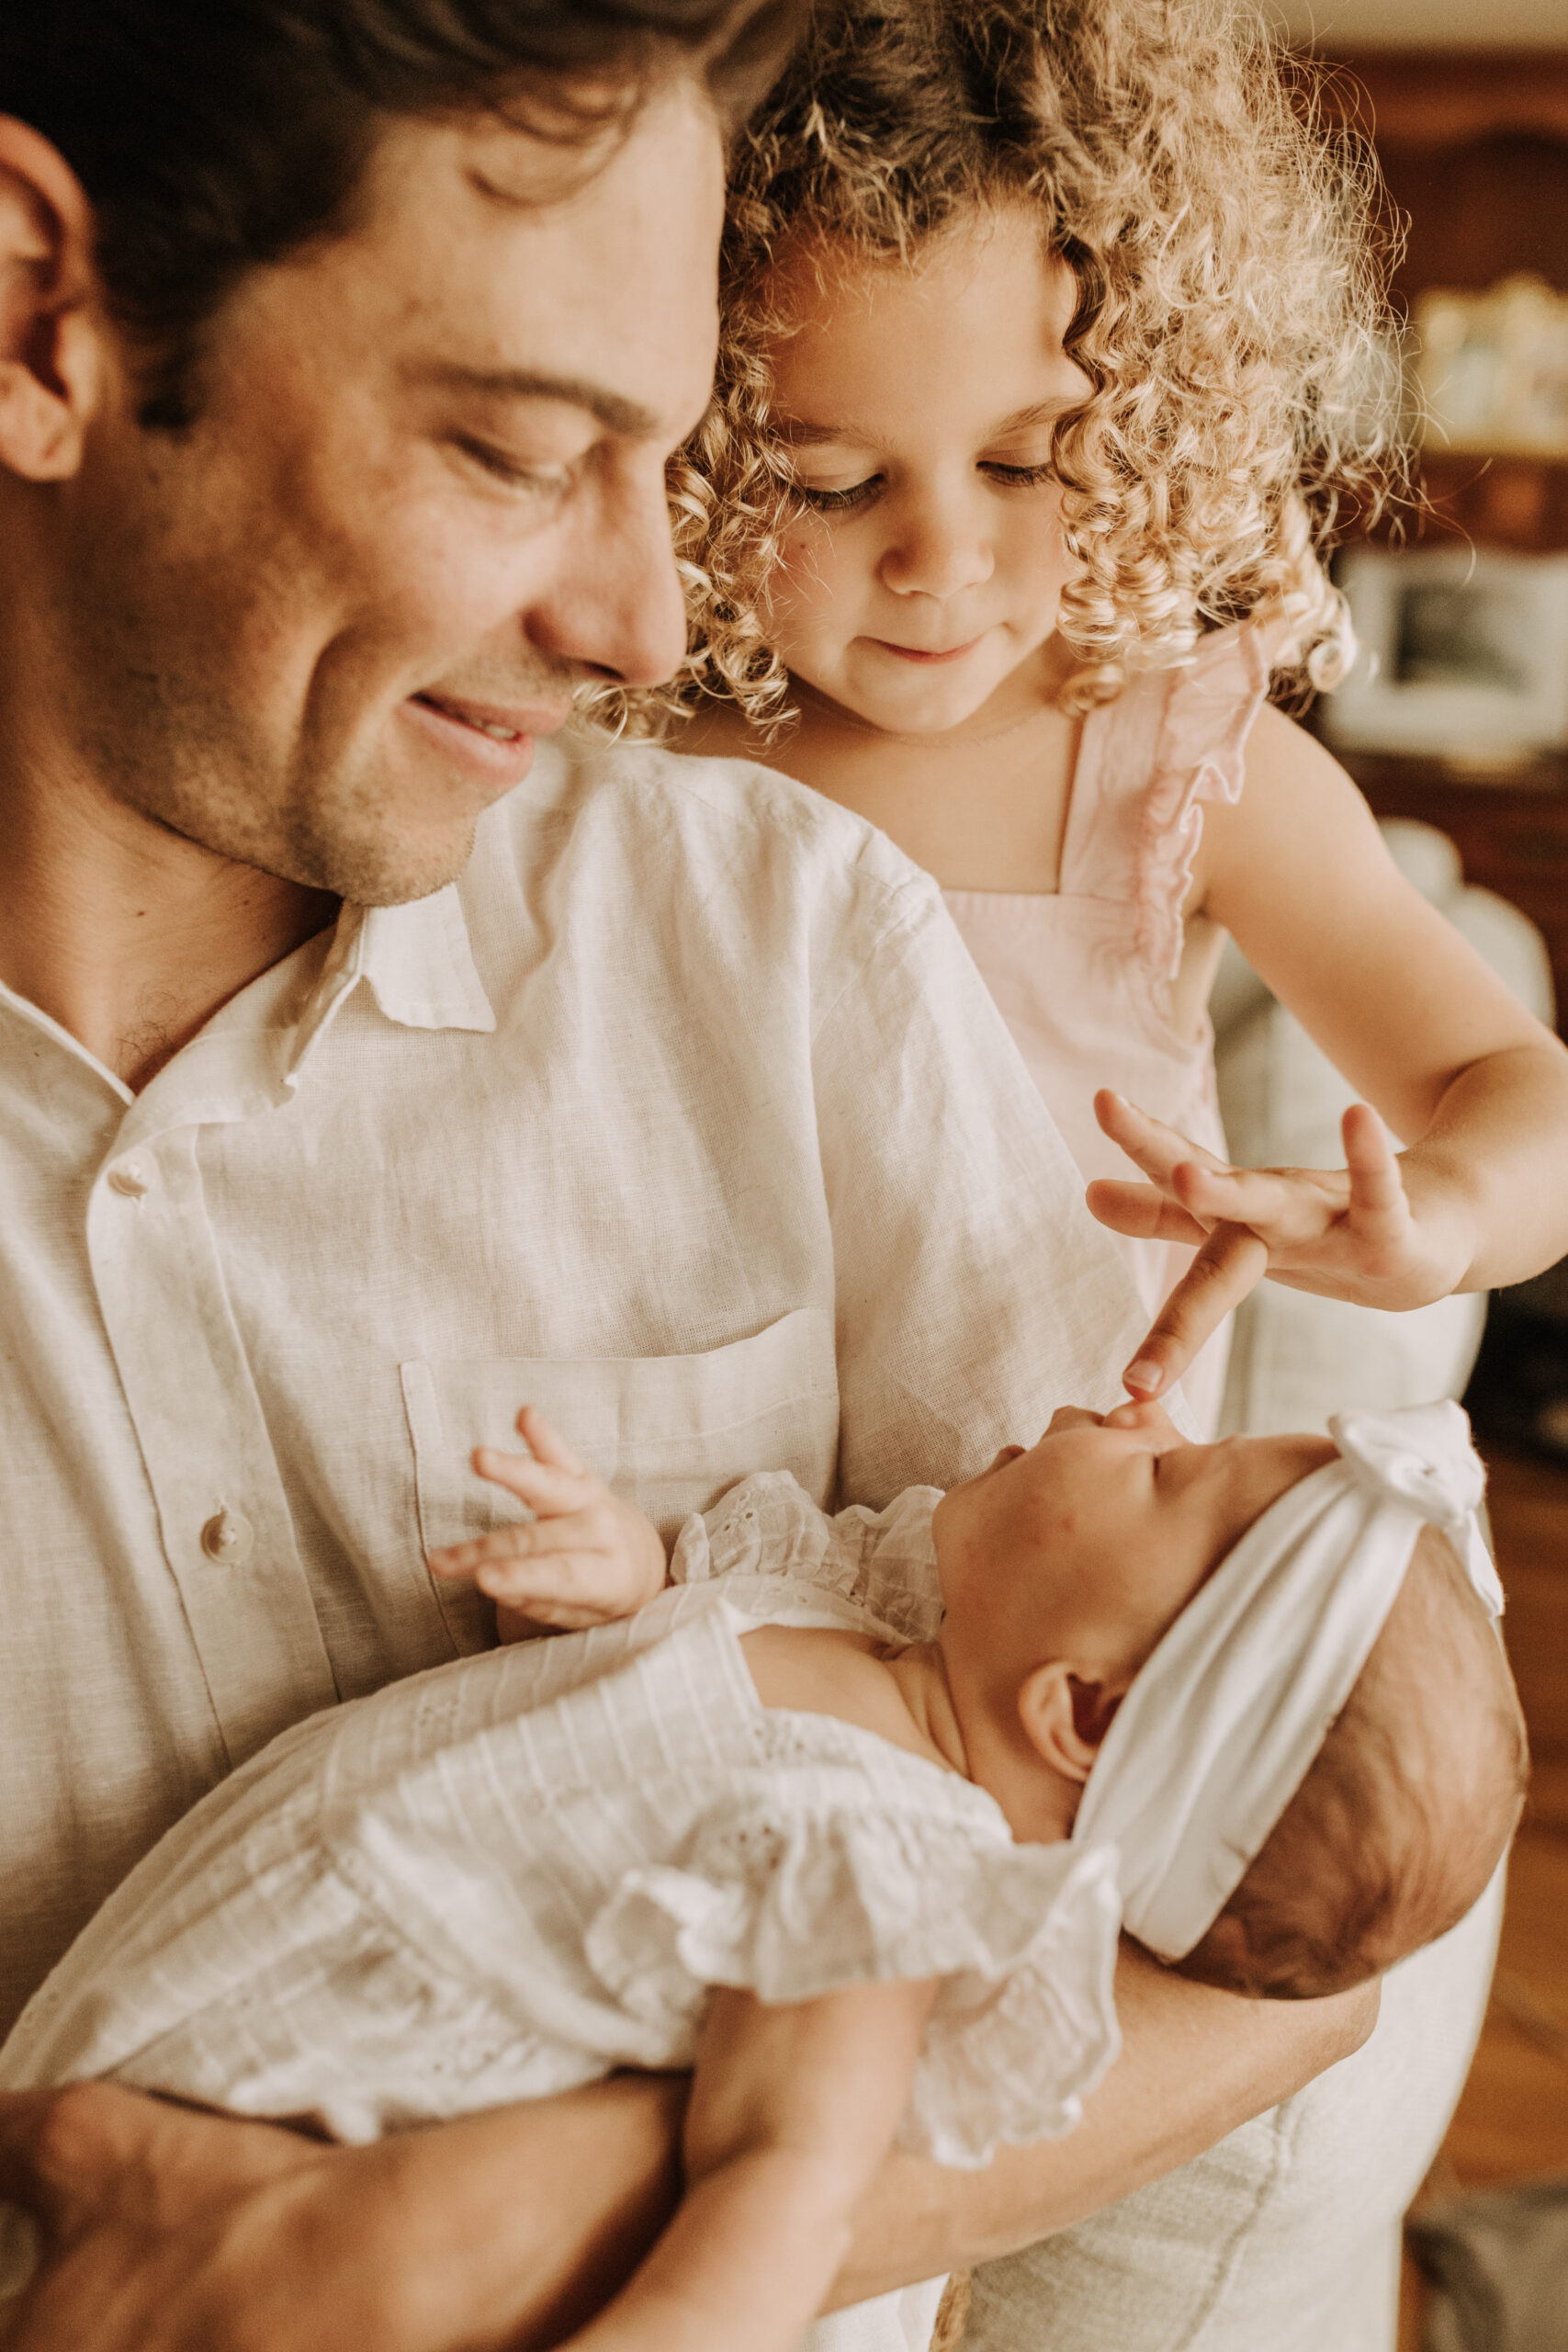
[943,622,1278,1435]
[0,1476,1122,2335]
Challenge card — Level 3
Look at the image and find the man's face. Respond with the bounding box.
[51,85,722,904]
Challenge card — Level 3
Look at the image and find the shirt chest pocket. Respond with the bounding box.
[400,1308,840,1654]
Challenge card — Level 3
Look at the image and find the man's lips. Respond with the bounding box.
[411,688,573,741]
[401,688,574,789]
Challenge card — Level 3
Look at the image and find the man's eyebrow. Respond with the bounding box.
[408,362,660,438]
[772,394,1081,447]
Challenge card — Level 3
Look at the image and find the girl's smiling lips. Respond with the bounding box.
[865,636,985,665]
[401,687,574,789]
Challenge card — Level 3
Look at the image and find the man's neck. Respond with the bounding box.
[0,763,338,1093]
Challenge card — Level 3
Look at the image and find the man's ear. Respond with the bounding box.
[0,116,103,481]
[1017,1661,1123,1784]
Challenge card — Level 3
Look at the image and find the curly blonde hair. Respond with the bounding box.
[598,0,1402,736]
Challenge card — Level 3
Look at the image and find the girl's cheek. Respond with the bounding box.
[768,534,855,644]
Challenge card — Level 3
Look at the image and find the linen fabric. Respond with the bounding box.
[1073,1400,1497,1961]
[0,734,1152,2041]
[943,619,1282,1433]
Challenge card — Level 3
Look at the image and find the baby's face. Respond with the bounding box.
[758,203,1091,739]
[934,1401,1336,1673]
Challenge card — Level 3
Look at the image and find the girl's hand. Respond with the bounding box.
[1088,1091,1476,1402]
[428,1406,668,1636]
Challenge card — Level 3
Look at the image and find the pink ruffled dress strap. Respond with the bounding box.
[1061,616,1283,992]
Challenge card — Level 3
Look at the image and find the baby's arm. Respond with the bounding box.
[560,1976,937,2352]
[1093,707,1568,1397]
[427,1407,667,1637]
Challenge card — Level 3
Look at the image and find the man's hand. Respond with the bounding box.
[1088,1091,1476,1402]
[0,2075,684,2352]
[428,1406,667,1638]
[0,1961,1376,2351]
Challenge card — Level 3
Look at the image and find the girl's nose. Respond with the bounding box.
[877,493,994,602]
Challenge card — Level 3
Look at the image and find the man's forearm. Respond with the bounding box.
[0,1958,1376,2352]
[829,1945,1379,2307]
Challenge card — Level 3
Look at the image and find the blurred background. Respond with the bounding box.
[1266,6,1568,2346]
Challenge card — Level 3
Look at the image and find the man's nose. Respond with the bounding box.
[528,464,689,691]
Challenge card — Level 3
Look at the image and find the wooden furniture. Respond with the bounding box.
[1311,49,1568,1033]
[1343,753,1568,1032]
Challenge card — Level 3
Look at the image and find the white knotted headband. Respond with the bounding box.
[1070,1400,1502,1962]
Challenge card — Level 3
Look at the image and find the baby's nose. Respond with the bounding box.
[1103,1397,1180,1438]
[1044,1406,1105,1434]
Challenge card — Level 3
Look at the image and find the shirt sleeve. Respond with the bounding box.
[812,874,1156,1507]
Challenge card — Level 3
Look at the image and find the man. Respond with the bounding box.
[0,5,1463,2347]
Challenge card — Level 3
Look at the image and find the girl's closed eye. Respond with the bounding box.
[791,457,1058,514]
[795,474,885,514]
[983,458,1056,489]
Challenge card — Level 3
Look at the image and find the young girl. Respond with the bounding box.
[655,0,1568,1431]
[0,1398,1522,2352]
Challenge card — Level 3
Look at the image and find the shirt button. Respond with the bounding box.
[107,1159,151,1198]
[199,1508,255,1566]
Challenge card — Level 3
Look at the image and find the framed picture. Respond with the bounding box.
[1320,546,1568,761]
[1414,277,1568,458]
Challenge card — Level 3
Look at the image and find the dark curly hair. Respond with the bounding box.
[2,0,806,424]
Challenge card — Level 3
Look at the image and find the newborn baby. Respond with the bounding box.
[0,1401,1525,2352]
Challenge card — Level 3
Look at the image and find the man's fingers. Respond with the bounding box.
[1341,1104,1408,1231]
[1093,1090,1231,1188]
[1085,1178,1207,1247]
[1122,1225,1269,1398]
[0,2091,69,2226]
[513,1406,587,1477]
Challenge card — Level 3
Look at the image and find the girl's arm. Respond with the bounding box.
[560,1978,937,2352]
[1091,707,1568,1397]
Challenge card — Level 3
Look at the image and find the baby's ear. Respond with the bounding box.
[1017,1664,1122,1784]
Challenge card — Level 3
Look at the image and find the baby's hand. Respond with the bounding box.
[428,1406,668,1638]
[1089,1091,1474,1401]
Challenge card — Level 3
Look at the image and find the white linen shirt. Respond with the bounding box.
[0,735,1149,2033]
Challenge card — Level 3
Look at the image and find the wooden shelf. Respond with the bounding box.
[1339,751,1568,1033]
[1308,50,1568,1033]
[1408,451,1568,553]
[1319,50,1568,151]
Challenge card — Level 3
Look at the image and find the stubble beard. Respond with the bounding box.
[70,632,486,908]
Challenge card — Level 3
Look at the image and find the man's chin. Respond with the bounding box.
[281,808,485,910]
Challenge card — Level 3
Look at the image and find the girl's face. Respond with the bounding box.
[761,206,1091,737]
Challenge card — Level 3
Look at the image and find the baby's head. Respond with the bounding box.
[636,0,1397,739]
[932,1400,1526,1998]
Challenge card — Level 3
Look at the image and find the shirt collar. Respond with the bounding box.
[288,883,495,1081]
